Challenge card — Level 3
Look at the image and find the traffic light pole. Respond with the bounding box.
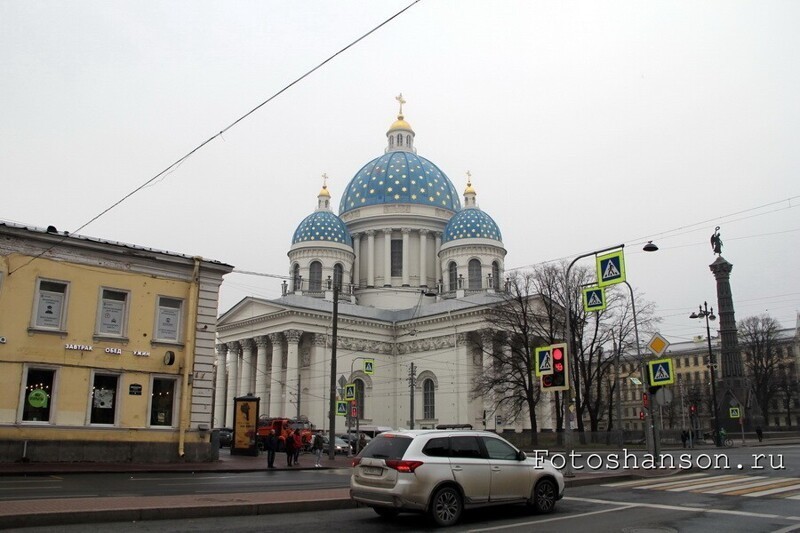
[562,244,624,478]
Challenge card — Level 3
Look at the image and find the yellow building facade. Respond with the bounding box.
[0,222,232,463]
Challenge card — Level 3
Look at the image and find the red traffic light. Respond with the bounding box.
[553,348,563,361]
[690,404,697,413]
[639,411,646,420]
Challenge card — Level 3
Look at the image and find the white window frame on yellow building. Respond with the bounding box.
[30,278,69,332]
[148,375,180,428]
[94,287,130,339]
[18,364,58,425]
[88,371,120,426]
[154,295,184,343]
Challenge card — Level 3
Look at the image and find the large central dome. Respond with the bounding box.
[339,151,461,214]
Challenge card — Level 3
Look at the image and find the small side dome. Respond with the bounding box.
[292,211,353,246]
[442,208,503,244]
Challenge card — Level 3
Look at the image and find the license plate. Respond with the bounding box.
[362,466,383,476]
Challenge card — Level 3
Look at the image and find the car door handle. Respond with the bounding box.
[491,466,501,471]
[452,466,463,471]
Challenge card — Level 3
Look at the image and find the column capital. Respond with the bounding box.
[216,344,228,356]
[434,232,443,239]
[352,232,362,240]
[313,333,327,347]
[226,341,241,354]
[254,335,270,348]
[240,338,255,351]
[284,329,303,344]
[268,332,282,345]
[383,228,393,235]
[365,229,375,236]
[419,228,430,236]
[401,227,411,234]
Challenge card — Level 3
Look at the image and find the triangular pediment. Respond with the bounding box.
[217,296,288,326]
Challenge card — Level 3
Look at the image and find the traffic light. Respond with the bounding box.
[540,343,569,392]
[690,404,697,414]
[639,410,646,420]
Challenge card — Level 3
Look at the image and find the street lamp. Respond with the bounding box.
[690,302,721,447]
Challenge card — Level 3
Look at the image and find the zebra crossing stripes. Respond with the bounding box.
[602,474,800,500]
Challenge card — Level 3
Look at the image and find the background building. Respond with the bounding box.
[0,222,232,463]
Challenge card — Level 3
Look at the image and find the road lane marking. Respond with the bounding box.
[701,478,792,495]
[744,483,800,498]
[467,504,636,531]
[666,475,765,491]
[602,473,708,487]
[565,496,800,521]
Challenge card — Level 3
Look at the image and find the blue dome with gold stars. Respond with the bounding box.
[292,210,352,247]
[442,207,502,244]
[339,151,461,214]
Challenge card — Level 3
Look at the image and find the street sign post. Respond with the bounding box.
[648,358,675,387]
[596,250,626,287]
[583,287,607,312]
[647,333,670,357]
[534,346,553,377]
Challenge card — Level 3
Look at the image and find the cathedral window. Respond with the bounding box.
[397,134,403,146]
[468,259,482,289]
[423,378,435,419]
[492,262,500,290]
[292,264,301,292]
[448,262,458,292]
[391,240,402,277]
[309,261,322,292]
[333,263,343,290]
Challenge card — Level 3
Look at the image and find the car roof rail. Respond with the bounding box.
[435,424,473,430]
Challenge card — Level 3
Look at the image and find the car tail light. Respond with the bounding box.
[385,460,423,473]
[351,457,362,467]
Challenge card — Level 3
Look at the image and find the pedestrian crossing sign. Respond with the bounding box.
[648,358,675,386]
[344,383,356,401]
[534,346,553,377]
[729,407,741,419]
[583,287,607,312]
[596,250,626,287]
[336,401,347,416]
[364,359,375,375]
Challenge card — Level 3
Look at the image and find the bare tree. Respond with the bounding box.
[739,315,782,425]
[470,271,553,446]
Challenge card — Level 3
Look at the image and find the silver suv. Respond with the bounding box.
[350,429,564,527]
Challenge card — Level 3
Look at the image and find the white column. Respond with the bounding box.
[401,228,410,286]
[481,331,495,430]
[383,228,392,287]
[268,333,284,418]
[285,329,302,417]
[255,335,269,405]
[434,232,443,288]
[353,233,361,289]
[225,341,240,427]
[419,229,429,287]
[310,334,327,426]
[455,332,470,425]
[214,344,227,428]
[240,338,255,396]
[366,230,375,288]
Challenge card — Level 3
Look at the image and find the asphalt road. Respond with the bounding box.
[6,477,799,533]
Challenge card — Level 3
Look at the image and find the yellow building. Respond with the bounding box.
[0,222,232,463]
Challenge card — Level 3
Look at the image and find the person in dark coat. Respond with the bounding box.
[264,429,277,469]
[285,430,296,466]
[680,430,689,449]
[756,426,763,442]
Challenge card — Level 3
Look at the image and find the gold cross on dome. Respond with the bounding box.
[395,93,406,115]
[466,170,472,186]
[321,173,328,188]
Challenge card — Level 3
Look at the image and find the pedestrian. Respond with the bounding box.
[358,433,367,454]
[756,426,763,442]
[312,431,324,467]
[285,430,296,466]
[265,429,277,469]
[292,430,303,466]
[680,429,688,449]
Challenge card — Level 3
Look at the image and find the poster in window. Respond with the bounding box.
[36,290,63,328]
[157,306,179,339]
[100,298,125,335]
[93,389,114,409]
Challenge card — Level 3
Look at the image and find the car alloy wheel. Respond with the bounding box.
[430,486,462,527]
[531,478,557,514]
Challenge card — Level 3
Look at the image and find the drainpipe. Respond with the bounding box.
[178,257,202,458]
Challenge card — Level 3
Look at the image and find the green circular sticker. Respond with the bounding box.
[28,389,48,408]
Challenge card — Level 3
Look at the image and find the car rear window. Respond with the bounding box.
[359,434,412,460]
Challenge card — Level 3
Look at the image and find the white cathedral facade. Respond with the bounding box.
[215,100,554,434]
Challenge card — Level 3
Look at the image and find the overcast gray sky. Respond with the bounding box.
[2,1,798,343]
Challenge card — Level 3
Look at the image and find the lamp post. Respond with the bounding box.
[690,302,720,447]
